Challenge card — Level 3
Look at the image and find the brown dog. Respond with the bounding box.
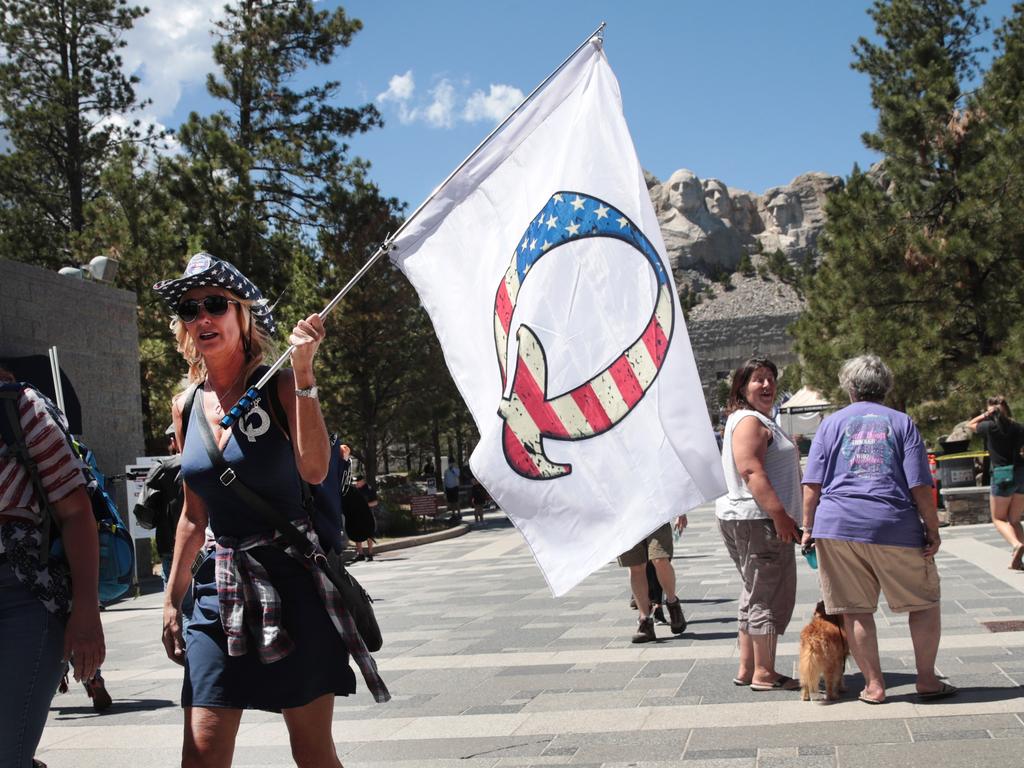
[799,601,849,702]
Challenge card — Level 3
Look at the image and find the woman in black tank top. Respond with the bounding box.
[967,396,1024,570]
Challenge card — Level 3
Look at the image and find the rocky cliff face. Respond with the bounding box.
[648,169,842,278]
[646,168,843,401]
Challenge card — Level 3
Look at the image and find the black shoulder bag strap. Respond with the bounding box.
[0,388,59,564]
[190,389,385,659]
[191,392,346,586]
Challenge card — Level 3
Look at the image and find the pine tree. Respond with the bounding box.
[793,0,1024,435]
[168,0,381,297]
[0,0,153,268]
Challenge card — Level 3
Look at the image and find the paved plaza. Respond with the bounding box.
[37,505,1024,767]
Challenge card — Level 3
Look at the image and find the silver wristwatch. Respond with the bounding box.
[294,385,319,399]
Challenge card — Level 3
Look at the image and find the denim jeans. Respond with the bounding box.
[0,560,67,768]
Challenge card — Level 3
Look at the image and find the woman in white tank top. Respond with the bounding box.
[716,357,802,692]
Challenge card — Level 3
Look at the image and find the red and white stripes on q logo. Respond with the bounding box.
[494,192,674,480]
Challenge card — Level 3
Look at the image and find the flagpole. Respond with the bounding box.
[219,21,607,429]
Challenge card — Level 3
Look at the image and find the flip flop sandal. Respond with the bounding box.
[750,675,800,691]
[858,693,884,704]
[732,677,752,686]
[916,682,958,701]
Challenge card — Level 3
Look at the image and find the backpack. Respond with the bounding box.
[180,368,347,554]
[132,454,183,556]
[0,382,136,604]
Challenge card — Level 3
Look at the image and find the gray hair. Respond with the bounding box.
[838,354,893,402]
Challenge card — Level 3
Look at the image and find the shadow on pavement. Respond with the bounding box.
[54,698,176,718]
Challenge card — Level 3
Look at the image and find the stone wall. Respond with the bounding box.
[0,259,144,479]
[687,311,801,403]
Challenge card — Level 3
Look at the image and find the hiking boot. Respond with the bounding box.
[631,616,656,644]
[84,673,112,712]
[652,604,667,625]
[353,552,366,562]
[629,596,637,610]
[666,598,687,635]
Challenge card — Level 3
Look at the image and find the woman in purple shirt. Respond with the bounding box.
[801,355,953,705]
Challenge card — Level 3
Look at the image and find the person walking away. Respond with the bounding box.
[716,357,802,691]
[352,476,380,562]
[966,396,1024,570]
[443,458,461,520]
[0,366,105,767]
[802,354,952,704]
[617,516,688,642]
[156,252,387,767]
[470,477,488,524]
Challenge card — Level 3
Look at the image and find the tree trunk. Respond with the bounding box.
[60,1,84,234]
[404,434,412,473]
[363,427,378,485]
[454,422,465,469]
[431,412,443,489]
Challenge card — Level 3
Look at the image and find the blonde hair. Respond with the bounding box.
[172,296,280,384]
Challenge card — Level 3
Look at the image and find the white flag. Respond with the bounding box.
[390,37,726,596]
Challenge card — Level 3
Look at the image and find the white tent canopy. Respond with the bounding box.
[779,387,831,414]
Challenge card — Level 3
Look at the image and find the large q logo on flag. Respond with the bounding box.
[493,191,674,480]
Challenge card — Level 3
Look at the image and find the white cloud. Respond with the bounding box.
[422,79,456,129]
[121,1,226,121]
[376,70,522,130]
[463,84,525,124]
[377,70,415,104]
[376,70,417,124]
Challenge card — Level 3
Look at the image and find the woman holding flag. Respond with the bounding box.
[156,252,384,767]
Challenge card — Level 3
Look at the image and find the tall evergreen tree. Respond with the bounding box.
[78,145,189,447]
[168,0,381,297]
[793,0,1024,434]
[0,0,152,268]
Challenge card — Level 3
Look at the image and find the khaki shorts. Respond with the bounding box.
[817,538,940,614]
[617,523,673,567]
[718,518,797,635]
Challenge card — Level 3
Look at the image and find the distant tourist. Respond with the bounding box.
[352,476,380,562]
[617,517,688,643]
[716,357,801,691]
[443,457,461,520]
[802,354,953,704]
[966,396,1024,570]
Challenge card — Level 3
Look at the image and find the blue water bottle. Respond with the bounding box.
[802,542,818,570]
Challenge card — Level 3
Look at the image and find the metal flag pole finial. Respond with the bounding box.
[219,22,609,429]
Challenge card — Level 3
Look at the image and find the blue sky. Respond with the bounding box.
[136,0,1018,209]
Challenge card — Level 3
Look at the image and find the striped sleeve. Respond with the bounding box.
[19,389,86,505]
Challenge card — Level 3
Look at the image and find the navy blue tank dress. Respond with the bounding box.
[180,391,356,711]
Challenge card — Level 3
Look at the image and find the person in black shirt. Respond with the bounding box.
[353,476,379,561]
[968,396,1024,569]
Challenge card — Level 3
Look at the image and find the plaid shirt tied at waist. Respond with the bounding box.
[214,519,390,703]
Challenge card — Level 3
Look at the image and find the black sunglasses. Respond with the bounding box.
[175,295,240,323]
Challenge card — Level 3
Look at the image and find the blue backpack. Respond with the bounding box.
[0,382,135,603]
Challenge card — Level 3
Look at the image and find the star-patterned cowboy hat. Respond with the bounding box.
[153,252,277,336]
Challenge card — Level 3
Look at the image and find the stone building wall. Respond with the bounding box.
[0,259,144,478]
[687,311,801,405]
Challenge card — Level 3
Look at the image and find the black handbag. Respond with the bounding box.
[192,395,383,652]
